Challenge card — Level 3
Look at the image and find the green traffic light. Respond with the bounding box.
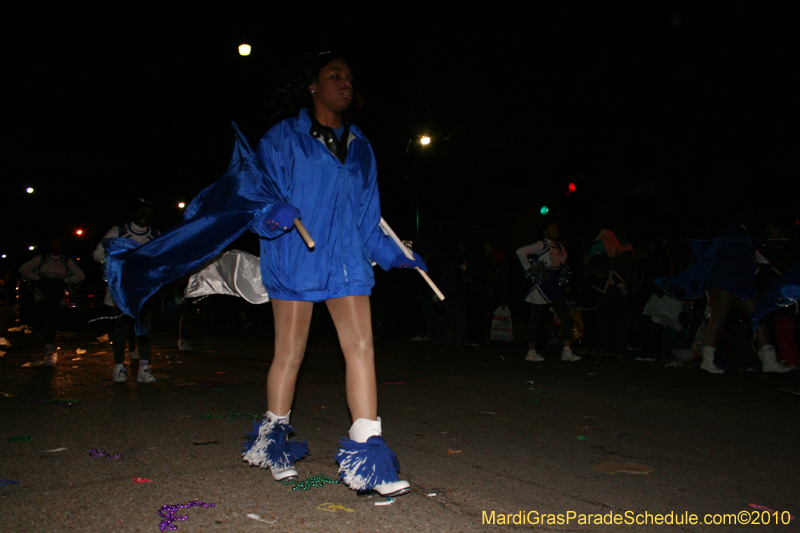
[540,206,549,216]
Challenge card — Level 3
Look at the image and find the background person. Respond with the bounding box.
[18,238,85,365]
[516,221,579,363]
[93,200,160,383]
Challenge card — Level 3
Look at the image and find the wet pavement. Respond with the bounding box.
[1,304,799,532]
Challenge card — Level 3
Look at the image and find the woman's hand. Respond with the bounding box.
[261,202,301,233]
[390,251,427,272]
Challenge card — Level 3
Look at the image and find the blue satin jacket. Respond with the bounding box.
[254,110,399,301]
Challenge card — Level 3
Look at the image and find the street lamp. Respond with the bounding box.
[405,135,431,245]
[26,187,34,194]
[239,44,251,56]
[178,202,186,209]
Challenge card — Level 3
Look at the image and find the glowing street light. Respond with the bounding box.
[75,229,84,236]
[405,135,432,245]
[1,254,6,259]
[28,245,35,251]
[239,44,251,56]
[178,202,186,209]
[26,187,34,194]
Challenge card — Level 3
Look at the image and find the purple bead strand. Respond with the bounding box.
[158,500,215,531]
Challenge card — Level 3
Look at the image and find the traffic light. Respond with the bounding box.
[540,205,549,216]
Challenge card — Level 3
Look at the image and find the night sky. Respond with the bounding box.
[3,4,798,266]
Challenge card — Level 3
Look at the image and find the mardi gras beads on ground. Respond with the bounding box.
[282,473,339,491]
[317,502,354,512]
[89,449,121,459]
[199,412,258,420]
[34,398,79,406]
[158,500,215,531]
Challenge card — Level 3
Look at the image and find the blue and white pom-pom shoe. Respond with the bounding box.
[242,410,309,481]
[336,417,411,497]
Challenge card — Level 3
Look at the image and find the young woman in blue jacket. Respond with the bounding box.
[241,53,425,497]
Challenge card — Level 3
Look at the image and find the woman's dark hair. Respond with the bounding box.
[267,51,347,122]
[538,218,557,235]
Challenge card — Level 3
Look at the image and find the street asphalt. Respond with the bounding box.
[1,303,798,532]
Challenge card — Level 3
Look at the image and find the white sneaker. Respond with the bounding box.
[758,345,791,373]
[112,365,128,382]
[128,349,139,360]
[372,479,412,497]
[271,464,299,481]
[137,366,156,383]
[32,345,58,366]
[342,418,411,497]
[30,354,57,367]
[525,349,544,362]
[177,340,193,351]
[561,346,581,362]
[700,346,724,374]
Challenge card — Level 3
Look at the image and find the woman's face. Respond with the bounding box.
[543,223,559,240]
[133,204,155,227]
[308,58,353,116]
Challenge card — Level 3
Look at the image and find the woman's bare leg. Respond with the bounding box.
[326,295,378,421]
[267,299,314,416]
[704,288,735,347]
[328,295,410,495]
[734,297,769,348]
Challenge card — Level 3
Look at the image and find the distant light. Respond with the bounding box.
[28,245,35,251]
[540,206,549,216]
[178,202,186,209]
[1,254,6,259]
[420,136,431,146]
[75,229,83,236]
[568,182,576,193]
[26,187,34,194]
[239,44,251,56]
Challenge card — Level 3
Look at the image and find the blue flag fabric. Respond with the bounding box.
[104,123,277,334]
[654,238,759,300]
[751,261,800,330]
[654,239,726,299]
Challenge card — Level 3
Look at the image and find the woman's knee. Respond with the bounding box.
[341,337,374,361]
[272,343,307,368]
